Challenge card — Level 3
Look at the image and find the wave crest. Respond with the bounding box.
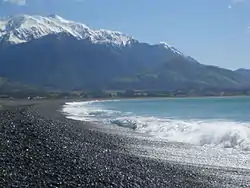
[113,116,250,151]
[63,101,250,151]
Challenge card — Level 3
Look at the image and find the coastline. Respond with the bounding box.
[68,94,250,103]
[0,99,249,187]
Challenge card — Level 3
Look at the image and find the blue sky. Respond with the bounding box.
[0,0,250,70]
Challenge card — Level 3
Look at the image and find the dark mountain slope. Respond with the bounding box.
[0,33,182,90]
[235,69,250,80]
[0,33,249,91]
[110,56,250,90]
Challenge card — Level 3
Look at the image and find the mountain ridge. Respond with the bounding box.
[0,14,249,91]
[0,14,136,47]
[0,14,186,55]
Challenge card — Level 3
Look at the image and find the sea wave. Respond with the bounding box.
[63,101,250,151]
[112,117,250,151]
[63,100,122,121]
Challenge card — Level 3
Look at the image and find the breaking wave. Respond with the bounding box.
[63,100,250,151]
[112,117,250,151]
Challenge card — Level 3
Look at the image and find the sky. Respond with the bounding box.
[0,0,250,70]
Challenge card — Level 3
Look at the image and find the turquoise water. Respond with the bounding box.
[95,97,250,122]
[63,97,250,151]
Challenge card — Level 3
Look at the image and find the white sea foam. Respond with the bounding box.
[63,101,250,151]
[63,100,121,121]
[113,116,250,151]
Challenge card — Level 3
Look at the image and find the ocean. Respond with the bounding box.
[63,97,250,169]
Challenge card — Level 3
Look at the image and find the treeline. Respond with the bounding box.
[0,87,250,100]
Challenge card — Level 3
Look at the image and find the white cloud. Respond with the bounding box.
[3,0,26,6]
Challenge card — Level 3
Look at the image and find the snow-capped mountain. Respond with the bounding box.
[0,14,136,46]
[0,14,250,91]
[0,14,184,55]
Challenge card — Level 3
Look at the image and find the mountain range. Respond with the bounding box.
[0,14,249,91]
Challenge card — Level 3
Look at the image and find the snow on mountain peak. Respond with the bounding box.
[159,42,184,56]
[0,14,187,58]
[47,14,63,19]
[0,14,136,46]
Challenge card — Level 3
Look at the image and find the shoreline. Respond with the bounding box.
[63,98,250,170]
[0,100,249,187]
[70,94,250,103]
